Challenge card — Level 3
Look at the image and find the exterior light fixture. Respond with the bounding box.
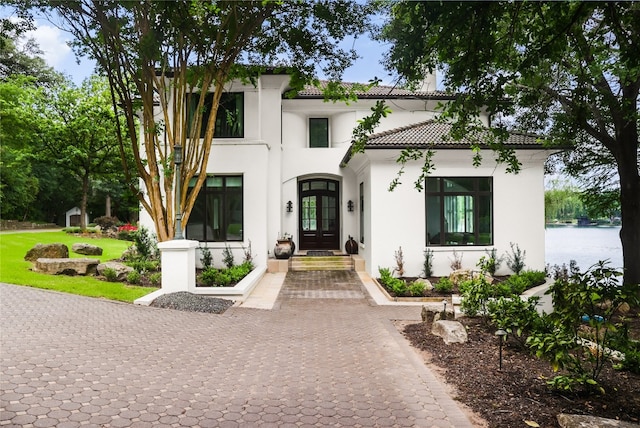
[495,329,507,370]
[442,299,448,319]
[173,144,184,239]
[286,201,293,213]
[347,200,354,212]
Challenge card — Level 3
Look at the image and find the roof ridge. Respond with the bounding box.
[368,119,440,140]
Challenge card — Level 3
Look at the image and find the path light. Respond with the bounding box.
[442,299,448,319]
[495,329,507,370]
[174,144,183,239]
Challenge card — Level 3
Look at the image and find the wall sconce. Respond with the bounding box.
[286,201,293,213]
[347,200,354,212]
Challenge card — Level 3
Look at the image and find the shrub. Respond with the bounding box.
[449,249,463,271]
[242,240,255,268]
[94,216,119,230]
[518,270,547,288]
[422,248,434,278]
[132,226,158,260]
[117,230,136,241]
[506,242,526,274]
[408,280,425,297]
[200,246,213,269]
[149,272,162,287]
[103,267,118,282]
[222,244,235,268]
[527,261,637,394]
[459,277,492,318]
[126,270,141,285]
[487,296,542,348]
[433,277,453,293]
[127,259,160,273]
[378,266,407,296]
[200,268,232,287]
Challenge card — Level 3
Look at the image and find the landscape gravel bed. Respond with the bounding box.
[150,291,234,314]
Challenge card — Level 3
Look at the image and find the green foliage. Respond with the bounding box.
[422,248,434,278]
[126,270,141,285]
[222,244,235,269]
[459,277,492,318]
[527,261,637,393]
[126,260,160,274]
[505,242,526,274]
[149,272,162,287]
[199,262,253,287]
[433,277,453,293]
[63,227,99,234]
[545,183,586,222]
[480,248,503,276]
[94,216,119,230]
[117,230,135,241]
[103,268,118,282]
[487,296,542,348]
[377,266,408,296]
[132,226,158,260]
[407,281,425,297]
[199,246,213,269]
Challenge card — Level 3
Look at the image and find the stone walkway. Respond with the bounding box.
[0,274,476,427]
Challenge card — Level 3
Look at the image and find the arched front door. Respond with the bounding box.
[299,178,340,250]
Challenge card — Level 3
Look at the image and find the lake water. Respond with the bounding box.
[545,225,623,271]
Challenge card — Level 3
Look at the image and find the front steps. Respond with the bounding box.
[267,254,365,273]
[290,255,353,271]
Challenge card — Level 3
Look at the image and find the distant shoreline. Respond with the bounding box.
[545,223,621,229]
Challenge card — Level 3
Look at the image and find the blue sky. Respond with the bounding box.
[20,13,395,86]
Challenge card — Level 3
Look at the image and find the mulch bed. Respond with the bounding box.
[401,316,640,428]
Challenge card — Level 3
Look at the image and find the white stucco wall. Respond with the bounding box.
[350,148,551,277]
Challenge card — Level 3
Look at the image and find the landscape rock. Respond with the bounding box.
[24,243,69,261]
[97,261,134,281]
[431,320,468,344]
[34,258,99,275]
[557,413,639,428]
[121,245,138,260]
[448,269,494,286]
[72,243,103,256]
[415,277,433,291]
[421,305,453,323]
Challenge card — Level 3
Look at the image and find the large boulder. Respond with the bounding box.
[33,258,99,275]
[557,413,638,428]
[97,261,134,281]
[24,243,69,262]
[72,243,103,256]
[431,320,468,345]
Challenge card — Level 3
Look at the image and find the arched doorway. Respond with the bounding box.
[298,178,340,250]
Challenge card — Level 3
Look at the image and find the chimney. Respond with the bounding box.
[417,72,437,92]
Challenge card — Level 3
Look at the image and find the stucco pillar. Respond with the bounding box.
[158,239,198,293]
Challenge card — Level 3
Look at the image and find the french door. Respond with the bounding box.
[299,179,340,250]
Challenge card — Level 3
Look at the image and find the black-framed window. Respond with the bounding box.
[426,177,492,246]
[187,92,244,138]
[309,118,329,147]
[185,175,243,242]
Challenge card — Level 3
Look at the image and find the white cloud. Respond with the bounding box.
[25,23,72,69]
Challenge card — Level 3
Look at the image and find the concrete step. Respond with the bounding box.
[290,255,353,271]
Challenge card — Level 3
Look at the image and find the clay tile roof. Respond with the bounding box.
[340,120,543,166]
[293,81,454,100]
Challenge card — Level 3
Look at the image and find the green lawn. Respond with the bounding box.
[0,230,157,302]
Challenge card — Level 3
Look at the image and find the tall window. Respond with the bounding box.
[187,92,244,138]
[426,177,492,246]
[186,176,243,242]
[309,118,329,147]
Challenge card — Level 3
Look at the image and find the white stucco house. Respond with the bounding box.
[140,71,552,281]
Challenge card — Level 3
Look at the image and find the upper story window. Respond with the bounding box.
[309,118,329,147]
[185,175,243,242]
[187,92,244,139]
[426,177,493,246]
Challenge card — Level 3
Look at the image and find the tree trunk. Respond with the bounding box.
[80,173,90,231]
[106,194,111,217]
[617,140,640,288]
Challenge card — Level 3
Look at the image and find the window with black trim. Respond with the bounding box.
[187,92,244,138]
[309,118,329,147]
[426,177,492,246]
[186,176,243,242]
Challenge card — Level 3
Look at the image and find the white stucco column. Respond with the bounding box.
[158,239,199,293]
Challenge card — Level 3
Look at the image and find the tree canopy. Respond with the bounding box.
[16,0,373,241]
[379,1,640,286]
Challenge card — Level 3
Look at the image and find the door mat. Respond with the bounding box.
[306,251,334,256]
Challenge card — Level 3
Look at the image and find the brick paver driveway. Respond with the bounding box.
[1,273,474,427]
